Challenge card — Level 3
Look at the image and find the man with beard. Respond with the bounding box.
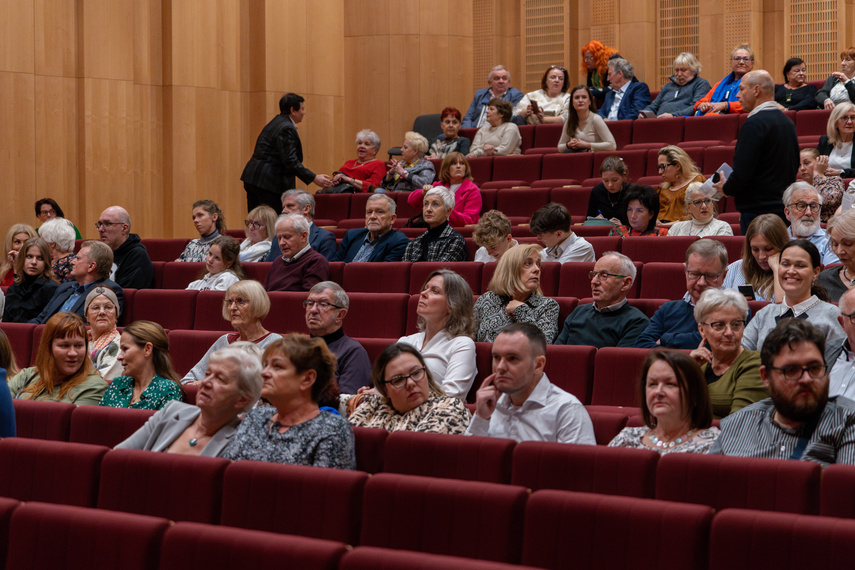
[784,181,839,265]
[710,319,855,465]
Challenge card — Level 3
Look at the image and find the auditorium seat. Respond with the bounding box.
[221,461,368,544]
[342,546,542,570]
[314,193,352,222]
[590,347,649,407]
[346,293,410,338]
[511,441,658,497]
[795,108,832,136]
[703,145,736,175]
[621,235,698,263]
[409,262,483,295]
[521,490,712,570]
[119,287,136,326]
[554,297,581,332]
[550,187,594,216]
[132,289,198,330]
[541,152,594,181]
[586,410,630,444]
[337,218,367,230]
[167,329,226,376]
[0,438,108,506]
[193,290,229,331]
[160,521,348,570]
[141,238,191,262]
[343,262,410,293]
[467,156,493,186]
[632,116,684,145]
[655,453,821,514]
[606,119,633,148]
[360,473,528,563]
[819,464,855,518]
[6,502,170,570]
[585,236,622,258]
[684,113,739,143]
[558,261,643,299]
[573,224,615,237]
[479,188,498,212]
[495,187,551,218]
[11,399,74,441]
[0,497,18,567]
[383,431,515,484]
[0,322,35,369]
[543,342,593,403]
[352,426,388,474]
[531,123,564,148]
[99,449,230,523]
[160,262,205,289]
[708,235,745,261]
[69,406,155,448]
[393,191,421,220]
[242,261,272,283]
[639,262,689,300]
[490,155,543,186]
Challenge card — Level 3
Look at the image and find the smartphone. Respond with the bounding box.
[738,284,756,300]
[530,101,540,114]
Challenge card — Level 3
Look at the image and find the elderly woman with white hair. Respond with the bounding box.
[402,187,467,262]
[380,131,436,193]
[37,217,77,283]
[325,129,387,193]
[667,182,733,236]
[817,101,855,178]
[116,346,262,457]
[689,288,766,419]
[819,208,855,302]
[639,52,711,118]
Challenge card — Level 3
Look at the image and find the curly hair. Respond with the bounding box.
[580,40,618,81]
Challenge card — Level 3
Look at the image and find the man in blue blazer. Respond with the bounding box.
[333,195,409,262]
[597,58,650,121]
[264,189,336,261]
[461,65,525,128]
[31,241,124,324]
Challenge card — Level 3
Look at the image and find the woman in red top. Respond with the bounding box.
[610,185,669,237]
[329,129,386,192]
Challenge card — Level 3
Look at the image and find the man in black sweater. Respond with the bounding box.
[97,206,154,289]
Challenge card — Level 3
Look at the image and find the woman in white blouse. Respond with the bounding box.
[514,65,571,125]
[667,182,733,237]
[239,205,276,262]
[557,85,616,152]
[397,269,477,400]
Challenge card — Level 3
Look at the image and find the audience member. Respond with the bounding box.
[461,65,524,128]
[265,213,330,292]
[597,58,650,121]
[222,335,356,469]
[344,343,471,434]
[84,287,122,381]
[239,205,276,262]
[556,252,649,347]
[690,288,766,418]
[667,182,733,236]
[402,187,467,262]
[333,194,409,262]
[428,107,471,158]
[467,98,522,157]
[2,237,58,323]
[1,224,37,287]
[117,347,262,456]
[0,329,19,378]
[609,349,719,452]
[186,235,245,292]
[530,202,595,263]
[586,156,629,225]
[817,101,855,178]
[695,45,754,115]
[775,57,818,110]
[305,282,371,394]
[580,40,618,99]
[473,210,518,263]
[475,244,559,343]
[557,85,615,152]
[711,319,855,466]
[723,214,788,302]
[820,209,855,301]
[829,288,855,400]
[609,185,669,237]
[514,65,571,124]
[38,218,76,283]
[325,129,386,193]
[640,52,710,118]
[784,181,838,264]
[398,269,477,400]
[415,152,482,225]
[96,206,155,289]
[656,145,705,225]
[816,47,855,109]
[636,239,728,349]
[380,132,436,192]
[34,198,81,239]
[176,200,225,262]
[265,190,336,261]
[8,312,107,405]
[466,322,596,444]
[799,148,843,222]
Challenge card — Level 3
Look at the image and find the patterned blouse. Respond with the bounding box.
[177,231,220,263]
[344,393,471,434]
[474,291,560,343]
[52,253,76,283]
[609,225,669,238]
[99,374,183,410]
[608,426,720,454]
[222,407,356,470]
[813,174,844,222]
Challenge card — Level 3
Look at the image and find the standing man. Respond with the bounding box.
[264,190,336,261]
[96,206,154,289]
[713,70,799,233]
[461,65,525,128]
[333,195,409,262]
[241,92,332,212]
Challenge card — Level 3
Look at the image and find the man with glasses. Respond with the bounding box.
[597,58,650,121]
[636,239,728,349]
[467,322,595,444]
[783,181,839,264]
[265,213,330,292]
[304,282,370,394]
[555,252,648,347]
[829,288,855,400]
[95,206,154,289]
[264,190,336,261]
[694,45,754,115]
[711,319,855,465]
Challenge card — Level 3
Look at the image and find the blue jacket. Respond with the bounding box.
[31,279,124,325]
[462,87,525,128]
[597,81,651,121]
[634,299,700,349]
[265,223,337,262]
[332,228,409,263]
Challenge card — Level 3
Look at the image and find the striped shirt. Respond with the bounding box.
[709,397,855,466]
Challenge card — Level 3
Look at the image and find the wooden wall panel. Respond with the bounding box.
[0,1,35,73]
[343,35,391,160]
[132,84,166,237]
[133,0,163,86]
[263,1,308,93]
[167,0,219,89]
[34,0,75,77]
[0,72,36,225]
[80,0,134,80]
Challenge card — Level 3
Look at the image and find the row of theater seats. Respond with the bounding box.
[1,433,855,569]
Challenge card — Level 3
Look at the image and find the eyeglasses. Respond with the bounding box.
[842,310,855,325]
[732,56,752,62]
[550,65,567,73]
[384,367,426,389]
[767,364,828,381]
[39,209,56,217]
[223,297,249,308]
[686,270,724,281]
[303,299,343,311]
[588,271,627,281]
[244,220,264,229]
[839,115,855,124]
[657,162,677,172]
[690,198,713,207]
[701,320,746,332]
[94,221,122,230]
[788,201,821,213]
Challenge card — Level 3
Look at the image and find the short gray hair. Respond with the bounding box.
[685,238,728,269]
[424,186,455,211]
[38,218,76,253]
[208,346,263,413]
[367,193,396,215]
[309,281,350,310]
[488,64,510,83]
[840,287,855,315]
[693,287,749,322]
[608,58,634,80]
[782,181,822,207]
[282,189,315,217]
[276,213,310,234]
[600,251,636,283]
[674,52,702,75]
[356,129,381,150]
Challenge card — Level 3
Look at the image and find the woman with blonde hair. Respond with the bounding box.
[819,208,855,301]
[474,243,559,343]
[239,205,277,262]
[3,237,59,323]
[817,101,855,178]
[656,145,705,225]
[380,131,436,193]
[722,214,789,302]
[0,224,37,287]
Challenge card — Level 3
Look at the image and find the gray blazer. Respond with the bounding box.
[114,400,241,457]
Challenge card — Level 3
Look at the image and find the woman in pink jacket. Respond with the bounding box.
[412,152,483,226]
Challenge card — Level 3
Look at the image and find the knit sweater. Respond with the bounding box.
[555,302,649,348]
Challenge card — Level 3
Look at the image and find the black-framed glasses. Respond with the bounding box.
[701,320,746,332]
[384,367,426,389]
[588,271,626,281]
[788,201,821,213]
[657,162,677,172]
[690,198,713,207]
[842,310,855,325]
[244,220,264,229]
[94,221,122,230]
[39,209,56,217]
[303,299,343,311]
[686,270,724,281]
[767,364,828,381]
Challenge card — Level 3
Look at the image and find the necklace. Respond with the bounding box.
[843,267,855,288]
[649,429,694,449]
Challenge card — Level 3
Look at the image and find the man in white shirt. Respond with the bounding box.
[529,203,594,264]
[784,181,839,265]
[466,322,596,444]
[830,288,855,399]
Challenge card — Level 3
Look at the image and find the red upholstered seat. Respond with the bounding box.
[684,113,739,142]
[0,497,19,567]
[161,521,348,570]
[558,261,643,299]
[656,453,821,514]
[495,187,551,218]
[314,193,352,222]
[263,291,309,335]
[708,234,745,261]
[518,124,535,152]
[0,322,35,369]
[7,502,170,570]
[703,145,735,175]
[531,123,565,148]
[541,152,594,181]
[587,410,630,444]
[68,406,155,448]
[343,262,411,293]
[512,441,658,497]
[242,262,272,283]
[342,546,542,570]
[0,438,108,506]
[632,116,684,144]
[621,235,698,263]
[98,448,230,523]
[522,490,712,570]
[639,262,689,300]
[383,432,515,484]
[554,296,581,332]
[221,461,368,544]
[466,156,493,186]
[346,292,410,338]
[160,262,205,289]
[11,399,75,441]
[141,238,191,262]
[820,464,855,518]
[606,119,633,148]
[795,108,832,136]
[360,473,528,563]
[549,186,593,216]
[408,262,482,295]
[132,289,198,330]
[543,340,593,403]
[389,192,419,220]
[585,236,622,258]
[349,192,372,219]
[573,224,614,237]
[591,347,649,406]
[193,290,229,331]
[491,155,543,185]
[336,218,366,230]
[710,508,855,570]
[593,149,646,178]
[166,330,226,376]
[352,426,388,474]
[119,287,136,326]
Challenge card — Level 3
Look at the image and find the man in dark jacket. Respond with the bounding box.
[333,194,409,262]
[97,206,154,289]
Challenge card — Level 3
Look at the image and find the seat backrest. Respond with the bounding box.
[584,236,622,258]
[0,497,19,567]
[621,235,698,263]
[221,461,368,544]
[412,113,443,141]
[541,152,594,181]
[346,293,410,338]
[0,322,36,368]
[495,187,551,218]
[343,262,411,293]
[408,262,482,295]
[352,425,388,473]
[684,114,739,142]
[639,262,688,300]
[69,406,156,448]
[795,108,833,136]
[11,399,75,441]
[543,343,594,404]
[632,116,685,144]
[587,410,630,444]
[160,262,205,289]
[314,193,352,222]
[141,238,190,262]
[193,290,229,331]
[549,187,594,217]
[590,347,649,406]
[820,464,855,518]
[491,155,543,184]
[384,431,515,484]
[703,145,735,175]
[341,546,541,570]
[467,156,493,186]
[131,289,198,330]
[166,329,226,376]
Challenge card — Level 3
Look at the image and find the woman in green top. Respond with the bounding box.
[690,288,767,419]
[99,321,183,410]
[8,312,107,405]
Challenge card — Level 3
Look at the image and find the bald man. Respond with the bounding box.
[713,70,799,234]
[96,206,154,289]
